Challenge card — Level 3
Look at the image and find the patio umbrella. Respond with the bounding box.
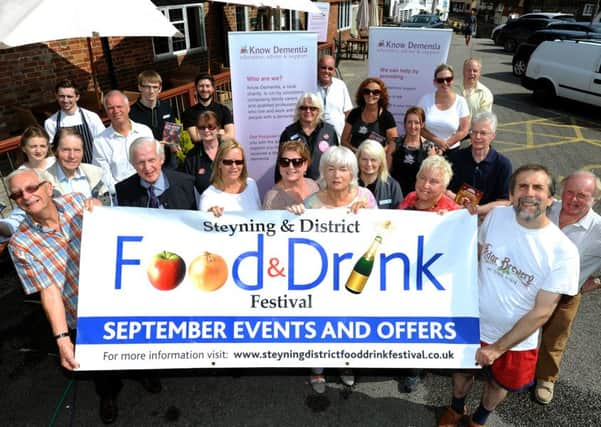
[0,0,182,48]
[357,0,370,36]
[208,0,321,14]
[369,0,380,27]
[0,0,182,106]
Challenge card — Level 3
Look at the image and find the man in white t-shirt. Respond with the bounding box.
[438,164,579,427]
[317,55,353,140]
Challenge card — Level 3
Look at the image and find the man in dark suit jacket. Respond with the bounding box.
[116,137,198,210]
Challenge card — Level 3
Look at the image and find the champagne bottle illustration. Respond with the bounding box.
[345,235,382,294]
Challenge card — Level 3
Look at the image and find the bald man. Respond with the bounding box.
[317,55,352,140]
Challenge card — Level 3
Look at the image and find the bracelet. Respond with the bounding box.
[54,331,70,340]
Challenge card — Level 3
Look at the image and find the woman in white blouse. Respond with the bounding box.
[199,139,261,215]
[417,64,470,154]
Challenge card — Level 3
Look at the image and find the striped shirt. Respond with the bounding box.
[8,193,85,329]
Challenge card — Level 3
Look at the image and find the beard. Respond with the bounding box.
[513,196,545,222]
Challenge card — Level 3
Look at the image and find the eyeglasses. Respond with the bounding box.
[199,125,217,131]
[221,159,244,166]
[362,88,381,96]
[435,77,453,84]
[140,84,161,91]
[278,157,306,168]
[320,66,335,71]
[8,181,47,201]
[470,130,492,137]
[299,106,318,112]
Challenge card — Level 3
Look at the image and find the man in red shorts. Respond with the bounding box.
[438,164,580,427]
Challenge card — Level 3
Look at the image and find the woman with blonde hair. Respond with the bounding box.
[397,155,460,212]
[199,139,261,216]
[356,139,403,209]
[278,93,338,181]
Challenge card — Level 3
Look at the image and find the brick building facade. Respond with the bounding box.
[0,1,356,137]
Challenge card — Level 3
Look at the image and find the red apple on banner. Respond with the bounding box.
[188,251,228,291]
[147,251,186,291]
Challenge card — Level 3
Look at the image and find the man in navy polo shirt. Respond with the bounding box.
[447,111,512,217]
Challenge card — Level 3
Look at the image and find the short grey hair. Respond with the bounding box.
[128,137,164,166]
[293,92,324,124]
[6,168,45,188]
[318,146,359,189]
[356,139,389,182]
[417,155,453,188]
[471,111,498,133]
[103,90,129,110]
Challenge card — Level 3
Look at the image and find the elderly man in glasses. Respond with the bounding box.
[317,55,353,140]
[5,169,124,424]
[446,112,512,217]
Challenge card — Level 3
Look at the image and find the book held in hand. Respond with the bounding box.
[162,122,182,145]
[455,183,483,206]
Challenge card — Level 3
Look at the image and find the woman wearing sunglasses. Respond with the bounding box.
[183,111,222,194]
[341,77,398,162]
[277,93,338,181]
[199,139,261,216]
[263,140,318,210]
[417,64,470,154]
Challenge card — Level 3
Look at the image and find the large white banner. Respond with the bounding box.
[229,32,317,195]
[368,27,453,125]
[75,208,479,371]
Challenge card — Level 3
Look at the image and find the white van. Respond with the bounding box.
[522,39,601,107]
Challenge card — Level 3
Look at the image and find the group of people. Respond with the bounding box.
[2,53,600,427]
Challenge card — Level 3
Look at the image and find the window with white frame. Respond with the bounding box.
[153,3,207,58]
[338,0,352,30]
[583,3,594,16]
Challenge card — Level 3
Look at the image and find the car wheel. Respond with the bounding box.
[512,58,527,77]
[503,38,517,52]
[533,80,555,105]
[493,33,502,46]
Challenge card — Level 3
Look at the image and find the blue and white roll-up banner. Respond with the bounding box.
[75,207,479,371]
[228,32,317,195]
[368,27,453,125]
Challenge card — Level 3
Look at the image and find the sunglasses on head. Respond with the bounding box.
[221,159,244,166]
[299,106,318,112]
[362,88,381,96]
[199,124,217,131]
[436,76,453,84]
[278,157,306,168]
[9,181,47,201]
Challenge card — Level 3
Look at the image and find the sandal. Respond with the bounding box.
[310,374,326,394]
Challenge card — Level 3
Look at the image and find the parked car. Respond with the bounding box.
[522,39,601,107]
[512,25,601,76]
[491,12,575,48]
[399,14,445,28]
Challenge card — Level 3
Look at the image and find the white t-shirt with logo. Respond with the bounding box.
[478,206,579,350]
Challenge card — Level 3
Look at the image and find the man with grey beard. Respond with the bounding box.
[438,164,579,427]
